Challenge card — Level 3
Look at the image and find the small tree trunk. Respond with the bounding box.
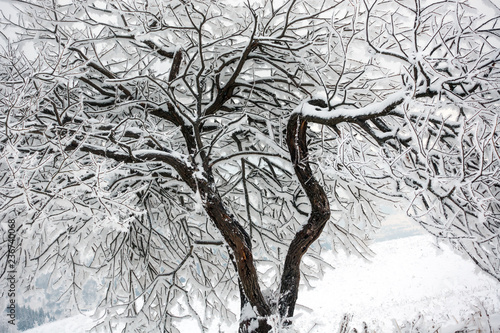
[196,170,273,328]
[278,113,331,320]
[229,250,272,332]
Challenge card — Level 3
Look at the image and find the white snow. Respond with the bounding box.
[294,234,500,332]
[22,232,500,333]
[296,91,408,120]
[22,315,95,333]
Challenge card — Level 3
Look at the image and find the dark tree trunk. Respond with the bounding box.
[195,171,272,323]
[191,114,332,332]
[228,247,272,332]
[278,114,331,320]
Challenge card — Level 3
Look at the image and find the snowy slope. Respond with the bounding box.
[22,234,500,333]
[294,235,500,332]
[21,314,95,333]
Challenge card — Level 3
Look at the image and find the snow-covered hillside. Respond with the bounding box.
[22,234,500,333]
[295,235,500,332]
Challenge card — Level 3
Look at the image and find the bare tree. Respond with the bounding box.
[0,0,499,332]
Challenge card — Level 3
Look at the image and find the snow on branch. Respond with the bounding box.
[295,90,409,125]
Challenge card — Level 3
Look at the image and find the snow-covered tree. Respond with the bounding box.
[0,0,499,331]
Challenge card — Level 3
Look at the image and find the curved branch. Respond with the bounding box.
[279,113,331,319]
[65,142,197,190]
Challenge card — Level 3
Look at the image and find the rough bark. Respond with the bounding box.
[279,113,331,319]
[195,171,272,321]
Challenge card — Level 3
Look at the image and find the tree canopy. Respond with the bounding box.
[0,0,499,331]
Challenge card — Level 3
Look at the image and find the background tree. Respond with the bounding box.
[0,0,499,332]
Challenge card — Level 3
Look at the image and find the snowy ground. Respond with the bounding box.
[21,230,500,333]
[294,234,500,332]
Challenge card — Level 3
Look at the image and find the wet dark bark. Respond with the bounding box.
[195,171,272,319]
[278,113,331,320]
[201,113,332,332]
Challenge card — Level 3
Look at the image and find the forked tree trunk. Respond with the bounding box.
[189,112,331,332]
[236,113,331,332]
